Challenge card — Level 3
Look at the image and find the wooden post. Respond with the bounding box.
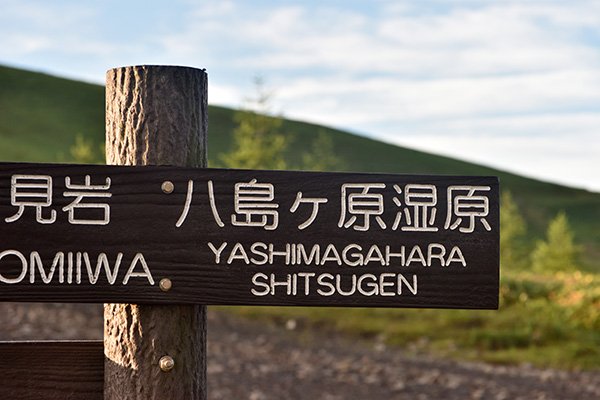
[104,66,208,400]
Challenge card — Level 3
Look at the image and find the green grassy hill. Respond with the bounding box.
[1,64,599,268]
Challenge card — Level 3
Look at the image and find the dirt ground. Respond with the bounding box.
[0,303,598,400]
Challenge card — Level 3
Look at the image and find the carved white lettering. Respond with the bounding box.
[251,272,270,296]
[123,253,154,285]
[250,272,418,297]
[29,251,63,284]
[316,273,335,296]
[321,244,342,265]
[84,252,123,285]
[123,253,155,285]
[208,242,228,264]
[357,274,378,296]
[428,243,446,267]
[398,274,418,295]
[297,272,316,295]
[447,246,467,266]
[227,243,249,265]
[407,246,427,266]
[380,273,396,296]
[297,244,320,265]
[342,244,363,266]
[0,250,27,284]
[0,251,154,286]
[250,242,268,265]
[365,245,385,266]
[217,242,468,268]
[336,274,356,296]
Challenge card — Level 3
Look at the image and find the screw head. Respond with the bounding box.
[161,181,174,194]
[159,355,175,372]
[159,278,172,292]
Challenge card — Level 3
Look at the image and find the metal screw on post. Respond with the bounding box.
[159,356,175,372]
[104,65,208,400]
[161,181,174,194]
[159,278,172,292]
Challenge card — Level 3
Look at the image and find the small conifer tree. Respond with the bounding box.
[531,211,580,272]
[500,191,526,269]
[221,78,288,170]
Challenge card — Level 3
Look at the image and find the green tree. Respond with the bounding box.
[69,134,104,164]
[531,211,580,272]
[302,130,345,171]
[500,191,526,269]
[220,78,288,170]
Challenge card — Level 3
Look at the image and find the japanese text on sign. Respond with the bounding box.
[0,164,498,308]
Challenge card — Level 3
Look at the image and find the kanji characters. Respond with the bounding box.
[5,174,112,225]
[231,179,279,230]
[399,184,438,232]
[5,175,56,224]
[175,180,195,228]
[4,172,494,234]
[205,179,280,230]
[338,183,386,231]
[290,192,328,229]
[207,180,225,228]
[62,175,112,225]
[445,186,492,233]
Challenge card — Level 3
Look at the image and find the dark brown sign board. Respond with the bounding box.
[0,162,499,308]
[0,341,103,400]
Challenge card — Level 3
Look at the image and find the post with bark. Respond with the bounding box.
[104,65,208,400]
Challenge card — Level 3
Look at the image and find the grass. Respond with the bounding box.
[2,64,600,369]
[227,270,600,369]
[0,65,105,161]
[1,64,598,269]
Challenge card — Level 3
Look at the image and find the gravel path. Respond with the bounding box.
[0,303,598,399]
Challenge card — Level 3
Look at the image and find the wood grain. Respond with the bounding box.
[0,163,499,309]
[105,65,207,168]
[104,65,207,400]
[0,341,103,400]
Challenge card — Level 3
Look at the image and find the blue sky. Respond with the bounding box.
[1,0,599,191]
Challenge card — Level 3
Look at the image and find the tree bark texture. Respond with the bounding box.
[104,65,208,400]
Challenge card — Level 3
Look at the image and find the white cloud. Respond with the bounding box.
[0,0,598,191]
[208,82,242,106]
[165,1,600,78]
[272,68,600,126]
[393,133,600,192]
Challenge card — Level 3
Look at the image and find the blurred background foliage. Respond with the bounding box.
[1,65,598,369]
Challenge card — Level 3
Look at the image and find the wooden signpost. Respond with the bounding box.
[0,163,499,308]
[0,65,499,400]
